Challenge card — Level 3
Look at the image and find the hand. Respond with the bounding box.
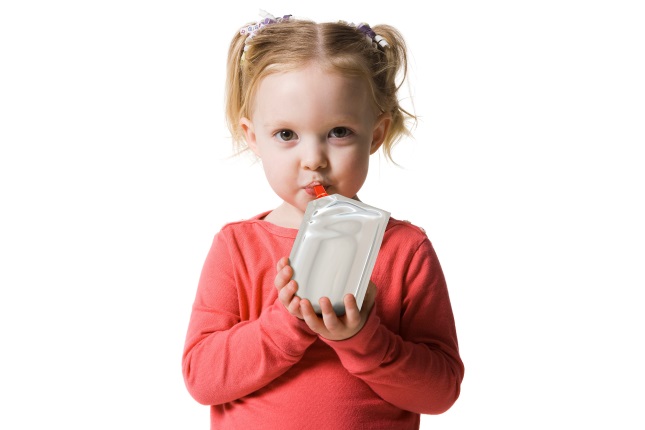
[274,256,304,319]
[300,281,377,341]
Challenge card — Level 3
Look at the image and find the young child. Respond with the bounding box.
[182,11,464,429]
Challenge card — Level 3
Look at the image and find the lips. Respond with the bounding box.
[304,181,327,197]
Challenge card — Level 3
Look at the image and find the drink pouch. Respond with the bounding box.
[289,185,390,315]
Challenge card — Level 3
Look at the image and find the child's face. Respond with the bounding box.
[241,63,390,216]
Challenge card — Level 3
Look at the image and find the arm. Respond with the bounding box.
[315,238,464,415]
[182,233,318,405]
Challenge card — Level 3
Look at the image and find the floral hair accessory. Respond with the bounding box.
[354,22,389,49]
[240,9,292,60]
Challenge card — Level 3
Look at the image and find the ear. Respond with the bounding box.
[370,112,391,155]
[240,117,260,157]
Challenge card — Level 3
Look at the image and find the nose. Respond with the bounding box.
[300,139,328,171]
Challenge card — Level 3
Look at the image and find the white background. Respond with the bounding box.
[1,1,643,428]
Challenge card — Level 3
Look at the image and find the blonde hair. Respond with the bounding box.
[225,18,416,162]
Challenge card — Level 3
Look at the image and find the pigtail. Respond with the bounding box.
[371,24,417,162]
[225,26,251,152]
[372,25,407,94]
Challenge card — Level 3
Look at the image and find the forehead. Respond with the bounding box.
[251,65,375,119]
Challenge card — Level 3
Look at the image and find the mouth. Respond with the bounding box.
[304,181,328,197]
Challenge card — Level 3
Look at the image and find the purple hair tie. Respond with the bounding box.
[240,9,292,61]
[354,22,389,49]
[239,10,291,38]
[356,23,376,39]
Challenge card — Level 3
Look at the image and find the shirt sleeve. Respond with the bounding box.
[321,237,464,415]
[182,231,318,405]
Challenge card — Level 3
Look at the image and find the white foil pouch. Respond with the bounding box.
[289,185,390,315]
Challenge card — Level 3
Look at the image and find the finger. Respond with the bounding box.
[276,256,290,272]
[343,294,361,325]
[319,297,341,331]
[274,264,293,290]
[300,299,325,332]
[278,279,297,305]
[287,294,302,318]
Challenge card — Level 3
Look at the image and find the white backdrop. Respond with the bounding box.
[1,1,643,428]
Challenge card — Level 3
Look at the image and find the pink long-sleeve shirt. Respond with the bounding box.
[182,213,464,429]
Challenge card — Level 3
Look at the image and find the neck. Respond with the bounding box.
[263,203,304,229]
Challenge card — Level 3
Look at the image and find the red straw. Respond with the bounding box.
[313,184,328,198]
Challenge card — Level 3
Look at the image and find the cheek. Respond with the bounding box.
[352,145,372,169]
[338,150,370,181]
[260,152,294,182]
[262,161,283,181]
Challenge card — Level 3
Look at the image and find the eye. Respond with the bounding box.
[275,129,297,142]
[329,127,352,139]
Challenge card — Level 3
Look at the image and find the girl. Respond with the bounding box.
[182,11,464,429]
